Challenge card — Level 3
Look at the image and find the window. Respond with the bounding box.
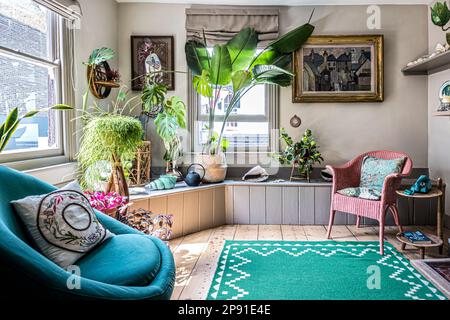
[0,0,64,161]
[193,50,278,153]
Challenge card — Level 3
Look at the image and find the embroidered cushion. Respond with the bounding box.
[11,182,113,268]
[359,156,406,191]
[337,187,382,201]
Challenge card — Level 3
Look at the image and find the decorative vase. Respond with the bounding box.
[197,153,227,183]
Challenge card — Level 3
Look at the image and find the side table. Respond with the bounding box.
[396,178,446,255]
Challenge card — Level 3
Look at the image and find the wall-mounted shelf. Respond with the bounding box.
[402,50,450,75]
[432,111,450,116]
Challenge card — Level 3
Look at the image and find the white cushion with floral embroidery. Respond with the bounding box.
[11,182,113,268]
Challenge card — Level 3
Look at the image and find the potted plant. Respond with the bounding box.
[78,48,145,198]
[185,19,315,182]
[431,1,450,45]
[1,105,72,154]
[77,114,143,198]
[274,128,323,182]
[154,95,187,176]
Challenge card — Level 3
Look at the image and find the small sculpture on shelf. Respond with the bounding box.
[147,174,177,190]
[437,81,450,112]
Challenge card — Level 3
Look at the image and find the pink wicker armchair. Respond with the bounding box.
[326,151,413,255]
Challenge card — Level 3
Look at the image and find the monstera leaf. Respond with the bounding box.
[154,112,178,142]
[87,47,115,66]
[141,82,167,113]
[431,1,450,27]
[226,27,258,71]
[193,70,213,98]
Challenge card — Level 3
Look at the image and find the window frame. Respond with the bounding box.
[0,7,68,164]
[189,72,280,154]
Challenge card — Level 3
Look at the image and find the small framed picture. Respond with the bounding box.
[293,35,384,103]
[131,35,175,91]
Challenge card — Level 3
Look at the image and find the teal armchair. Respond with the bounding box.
[0,166,175,300]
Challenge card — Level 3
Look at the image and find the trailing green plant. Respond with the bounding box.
[77,115,143,189]
[0,105,72,154]
[185,12,315,155]
[274,128,323,182]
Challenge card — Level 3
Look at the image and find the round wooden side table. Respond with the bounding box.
[396,232,443,259]
[396,178,446,255]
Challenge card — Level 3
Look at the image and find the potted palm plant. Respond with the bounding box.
[185,19,315,183]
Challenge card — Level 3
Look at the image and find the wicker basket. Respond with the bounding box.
[129,141,151,186]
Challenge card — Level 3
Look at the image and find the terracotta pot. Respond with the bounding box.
[197,153,227,183]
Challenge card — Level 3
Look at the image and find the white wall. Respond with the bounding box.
[428,1,450,222]
[117,3,188,165]
[280,5,428,167]
[74,0,119,151]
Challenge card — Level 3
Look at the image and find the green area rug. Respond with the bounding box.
[207,241,447,300]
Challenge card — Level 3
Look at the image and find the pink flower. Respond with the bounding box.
[84,191,128,214]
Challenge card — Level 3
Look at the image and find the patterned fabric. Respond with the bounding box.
[11,182,113,268]
[337,187,381,200]
[208,241,447,300]
[360,156,406,191]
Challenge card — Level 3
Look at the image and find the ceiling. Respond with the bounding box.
[115,0,431,5]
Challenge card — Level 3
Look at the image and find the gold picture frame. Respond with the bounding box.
[293,35,384,103]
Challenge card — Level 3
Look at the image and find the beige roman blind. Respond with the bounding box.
[33,0,82,20]
[186,8,279,46]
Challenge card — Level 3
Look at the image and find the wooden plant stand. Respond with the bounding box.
[129,141,152,186]
[105,155,129,199]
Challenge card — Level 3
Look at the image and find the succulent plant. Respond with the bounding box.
[431,1,450,30]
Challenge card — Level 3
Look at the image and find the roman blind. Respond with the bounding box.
[33,0,82,20]
[186,8,279,46]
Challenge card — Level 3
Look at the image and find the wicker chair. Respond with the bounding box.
[326,151,413,255]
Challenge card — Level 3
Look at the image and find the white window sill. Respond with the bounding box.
[23,162,77,186]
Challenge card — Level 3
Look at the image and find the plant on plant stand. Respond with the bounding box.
[274,128,323,182]
[185,14,315,182]
[140,64,188,177]
[431,1,450,45]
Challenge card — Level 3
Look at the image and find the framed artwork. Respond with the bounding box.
[293,35,384,103]
[131,35,175,91]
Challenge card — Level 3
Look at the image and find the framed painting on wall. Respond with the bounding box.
[131,35,175,91]
[293,35,384,103]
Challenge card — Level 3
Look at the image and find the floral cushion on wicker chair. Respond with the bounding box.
[359,156,406,191]
[337,187,382,201]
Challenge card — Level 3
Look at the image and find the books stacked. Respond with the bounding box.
[401,231,433,244]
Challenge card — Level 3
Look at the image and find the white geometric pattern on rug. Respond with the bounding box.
[209,242,446,301]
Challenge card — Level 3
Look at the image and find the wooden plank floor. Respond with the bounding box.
[169,224,450,300]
